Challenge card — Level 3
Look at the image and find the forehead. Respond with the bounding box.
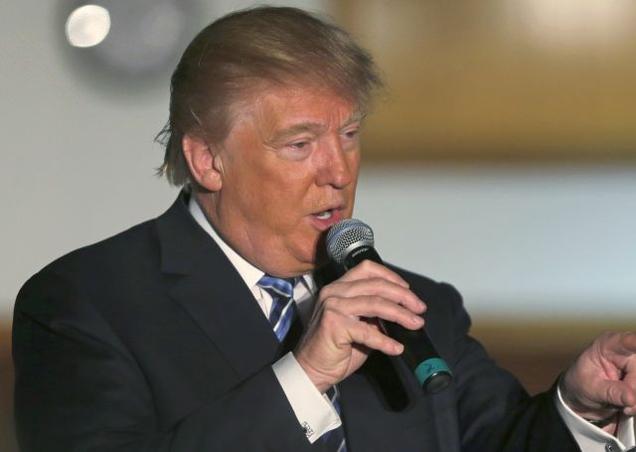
[235,82,361,133]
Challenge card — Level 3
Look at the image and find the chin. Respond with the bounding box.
[290,238,326,274]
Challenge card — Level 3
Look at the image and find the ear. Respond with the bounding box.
[182,134,223,192]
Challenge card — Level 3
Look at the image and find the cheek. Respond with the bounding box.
[249,182,309,231]
[267,171,316,211]
[349,152,362,179]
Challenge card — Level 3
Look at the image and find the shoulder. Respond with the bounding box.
[389,264,464,313]
[39,219,156,280]
[387,264,472,356]
[16,218,160,315]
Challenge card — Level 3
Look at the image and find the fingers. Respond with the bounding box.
[619,332,636,355]
[564,331,636,419]
[321,260,426,315]
[597,379,636,415]
[324,295,425,331]
[321,278,425,314]
[338,260,409,288]
[596,332,636,379]
[598,331,636,356]
[344,315,404,356]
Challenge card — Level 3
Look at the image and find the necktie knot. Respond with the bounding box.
[257,274,299,342]
[257,275,297,300]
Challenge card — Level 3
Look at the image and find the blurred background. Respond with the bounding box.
[1,0,635,449]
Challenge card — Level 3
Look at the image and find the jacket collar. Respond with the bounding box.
[155,192,281,379]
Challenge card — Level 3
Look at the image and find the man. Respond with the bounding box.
[13,6,635,452]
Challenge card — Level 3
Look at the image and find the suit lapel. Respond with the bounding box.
[156,193,281,380]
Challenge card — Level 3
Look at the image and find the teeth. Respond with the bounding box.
[315,210,332,220]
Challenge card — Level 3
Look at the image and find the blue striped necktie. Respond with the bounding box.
[257,275,298,342]
[323,385,348,452]
[257,274,348,452]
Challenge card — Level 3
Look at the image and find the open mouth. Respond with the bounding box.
[310,207,343,230]
[313,209,334,220]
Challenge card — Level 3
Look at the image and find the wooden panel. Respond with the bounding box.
[471,319,635,394]
[329,0,636,162]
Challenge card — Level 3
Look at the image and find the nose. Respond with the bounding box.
[315,137,358,189]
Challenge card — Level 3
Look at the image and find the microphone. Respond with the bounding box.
[326,219,452,394]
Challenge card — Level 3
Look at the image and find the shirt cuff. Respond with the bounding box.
[272,352,342,444]
[556,383,635,451]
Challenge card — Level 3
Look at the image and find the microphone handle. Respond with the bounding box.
[343,246,452,394]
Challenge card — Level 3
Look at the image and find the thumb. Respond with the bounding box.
[596,379,636,411]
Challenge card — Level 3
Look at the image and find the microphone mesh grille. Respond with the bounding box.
[326,219,374,265]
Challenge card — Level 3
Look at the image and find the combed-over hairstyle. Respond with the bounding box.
[156,6,383,186]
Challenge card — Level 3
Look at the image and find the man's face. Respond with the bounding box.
[203,84,361,277]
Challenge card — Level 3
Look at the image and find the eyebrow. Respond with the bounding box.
[340,112,365,128]
[269,122,325,144]
[268,112,365,144]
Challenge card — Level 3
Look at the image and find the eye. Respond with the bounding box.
[289,140,309,150]
[280,139,313,160]
[342,127,360,140]
[341,128,360,150]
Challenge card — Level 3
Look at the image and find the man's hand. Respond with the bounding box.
[294,260,426,393]
[561,332,636,430]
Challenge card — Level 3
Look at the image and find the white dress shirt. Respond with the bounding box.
[557,385,635,451]
[189,196,634,449]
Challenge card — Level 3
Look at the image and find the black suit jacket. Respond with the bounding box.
[13,194,579,451]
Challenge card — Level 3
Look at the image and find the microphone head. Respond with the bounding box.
[326,219,374,265]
